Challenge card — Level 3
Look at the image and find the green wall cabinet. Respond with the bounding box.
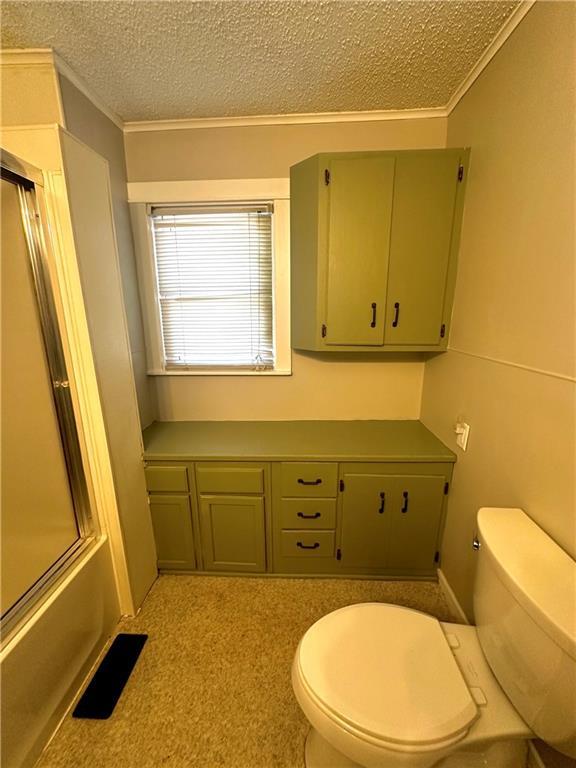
[290,149,469,352]
[199,495,266,573]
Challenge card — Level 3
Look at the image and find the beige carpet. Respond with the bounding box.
[36,575,455,768]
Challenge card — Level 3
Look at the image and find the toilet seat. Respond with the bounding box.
[296,603,479,752]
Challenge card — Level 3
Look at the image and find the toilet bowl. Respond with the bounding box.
[292,508,576,768]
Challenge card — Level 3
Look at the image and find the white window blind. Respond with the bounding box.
[150,204,275,369]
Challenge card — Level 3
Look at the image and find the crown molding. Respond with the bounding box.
[0,48,55,67]
[445,0,537,113]
[52,52,124,131]
[123,107,448,134]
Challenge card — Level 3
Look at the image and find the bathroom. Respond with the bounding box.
[0,1,574,767]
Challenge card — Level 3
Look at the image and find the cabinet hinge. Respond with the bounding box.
[458,165,464,182]
[440,323,446,338]
[339,479,345,492]
[434,551,440,564]
[324,168,330,186]
[321,323,327,338]
[336,548,342,561]
[444,481,450,495]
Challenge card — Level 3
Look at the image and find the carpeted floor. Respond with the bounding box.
[36,575,456,768]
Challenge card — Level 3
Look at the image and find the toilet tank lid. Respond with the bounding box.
[478,508,576,660]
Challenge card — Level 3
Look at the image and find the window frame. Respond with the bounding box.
[130,179,291,376]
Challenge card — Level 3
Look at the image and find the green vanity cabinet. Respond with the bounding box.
[149,494,196,570]
[338,464,451,575]
[195,462,269,574]
[290,148,469,352]
[272,462,339,574]
[199,495,266,572]
[144,463,197,570]
[142,421,456,578]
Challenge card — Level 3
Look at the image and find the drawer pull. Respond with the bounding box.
[392,301,400,328]
[297,511,321,519]
[378,492,385,514]
[297,541,320,550]
[297,478,322,486]
[401,491,409,513]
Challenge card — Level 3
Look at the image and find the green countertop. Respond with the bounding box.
[142,420,455,463]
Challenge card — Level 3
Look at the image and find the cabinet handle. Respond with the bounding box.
[378,492,385,514]
[297,541,320,550]
[392,302,400,328]
[297,478,322,486]
[297,511,321,519]
[370,302,377,328]
[401,491,409,513]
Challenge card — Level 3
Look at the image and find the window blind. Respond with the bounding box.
[150,204,274,369]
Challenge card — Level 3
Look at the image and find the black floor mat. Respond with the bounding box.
[72,633,148,719]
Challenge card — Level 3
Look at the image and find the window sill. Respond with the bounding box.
[147,368,292,377]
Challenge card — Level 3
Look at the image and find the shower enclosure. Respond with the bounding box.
[1,149,93,634]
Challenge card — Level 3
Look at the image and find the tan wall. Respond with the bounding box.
[126,117,447,421]
[421,2,576,619]
[59,75,157,427]
[0,61,63,126]
[155,354,424,421]
[124,117,447,181]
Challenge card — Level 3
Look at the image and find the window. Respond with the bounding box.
[130,180,291,375]
[150,204,274,369]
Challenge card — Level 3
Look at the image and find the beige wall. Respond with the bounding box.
[155,354,424,421]
[124,117,447,181]
[0,60,63,126]
[126,117,447,421]
[59,75,157,427]
[421,2,576,619]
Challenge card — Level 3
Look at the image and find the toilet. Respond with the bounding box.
[292,507,576,768]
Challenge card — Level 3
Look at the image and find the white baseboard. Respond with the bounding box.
[437,568,470,625]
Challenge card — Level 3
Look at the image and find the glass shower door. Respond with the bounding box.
[1,152,92,628]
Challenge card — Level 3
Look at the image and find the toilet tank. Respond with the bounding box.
[473,507,576,758]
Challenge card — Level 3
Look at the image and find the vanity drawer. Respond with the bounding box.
[280,498,336,529]
[280,530,335,557]
[196,465,264,495]
[279,463,338,498]
[145,465,189,493]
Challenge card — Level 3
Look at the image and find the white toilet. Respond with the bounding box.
[292,507,576,768]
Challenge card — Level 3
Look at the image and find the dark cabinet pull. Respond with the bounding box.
[392,302,400,328]
[297,541,320,550]
[401,491,409,513]
[297,478,322,486]
[378,492,385,514]
[297,511,321,519]
[370,302,377,328]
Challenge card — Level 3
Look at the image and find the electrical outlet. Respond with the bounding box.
[455,422,470,451]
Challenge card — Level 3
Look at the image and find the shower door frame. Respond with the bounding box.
[1,149,94,637]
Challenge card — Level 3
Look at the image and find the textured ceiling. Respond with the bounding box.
[1,0,520,122]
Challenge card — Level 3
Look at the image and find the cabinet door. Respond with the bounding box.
[384,152,460,345]
[339,473,396,568]
[325,155,395,345]
[199,495,266,573]
[386,476,445,570]
[150,494,196,570]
